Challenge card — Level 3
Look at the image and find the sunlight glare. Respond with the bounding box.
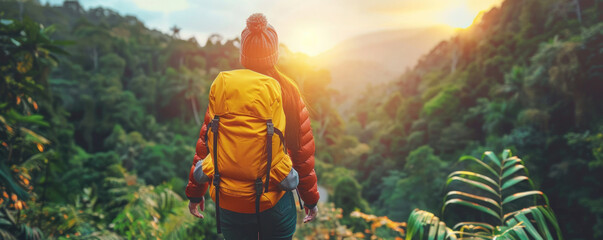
[443,5,477,29]
[290,27,325,56]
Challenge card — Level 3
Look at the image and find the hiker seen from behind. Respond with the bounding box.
[185,13,320,240]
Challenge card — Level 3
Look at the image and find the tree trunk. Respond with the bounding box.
[18,1,23,21]
[451,46,459,73]
[574,0,582,24]
[38,159,50,228]
[191,97,201,125]
[92,47,98,70]
[318,113,330,140]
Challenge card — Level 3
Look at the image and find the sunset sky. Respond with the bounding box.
[48,0,503,56]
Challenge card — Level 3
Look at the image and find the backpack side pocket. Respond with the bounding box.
[194,161,210,184]
[278,168,299,191]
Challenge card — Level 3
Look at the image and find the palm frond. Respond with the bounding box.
[406,209,456,240]
[408,149,563,240]
[503,206,562,240]
[0,228,17,240]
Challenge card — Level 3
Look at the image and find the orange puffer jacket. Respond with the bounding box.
[185,96,320,207]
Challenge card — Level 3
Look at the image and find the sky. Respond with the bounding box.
[47,0,503,56]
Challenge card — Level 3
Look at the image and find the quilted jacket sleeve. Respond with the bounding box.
[291,97,320,206]
[185,109,212,203]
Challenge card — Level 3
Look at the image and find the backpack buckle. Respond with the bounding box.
[255,178,263,196]
[213,173,221,187]
[211,116,220,133]
[266,122,274,136]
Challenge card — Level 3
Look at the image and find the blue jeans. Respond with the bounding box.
[220,191,297,240]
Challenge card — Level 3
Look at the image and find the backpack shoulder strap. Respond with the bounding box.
[209,115,222,234]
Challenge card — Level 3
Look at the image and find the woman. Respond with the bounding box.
[185,13,320,239]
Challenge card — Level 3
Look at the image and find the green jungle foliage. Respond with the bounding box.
[406,150,562,239]
[341,0,601,238]
[0,0,601,239]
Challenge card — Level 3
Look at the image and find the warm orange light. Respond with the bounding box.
[15,201,23,210]
[37,143,44,152]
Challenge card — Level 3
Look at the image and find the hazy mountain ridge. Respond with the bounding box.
[314,25,456,97]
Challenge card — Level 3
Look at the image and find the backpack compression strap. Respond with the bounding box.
[269,122,302,210]
[264,120,286,192]
[255,177,263,239]
[255,119,287,238]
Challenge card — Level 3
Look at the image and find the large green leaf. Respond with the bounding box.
[502,191,545,205]
[437,221,447,240]
[495,221,525,239]
[448,171,498,187]
[502,165,525,179]
[422,150,562,240]
[514,213,544,240]
[428,216,440,239]
[458,156,498,178]
[0,229,17,240]
[407,209,428,239]
[452,222,494,232]
[505,206,562,240]
[456,224,493,234]
[415,150,562,240]
[0,19,14,25]
[530,207,553,240]
[6,110,49,127]
[10,38,21,46]
[0,218,11,226]
[536,206,562,239]
[501,149,511,161]
[445,191,500,209]
[483,151,502,167]
[446,176,498,196]
[501,176,529,190]
[407,209,456,240]
[505,218,530,240]
[20,127,50,144]
[407,209,421,238]
[443,199,500,220]
[502,156,523,169]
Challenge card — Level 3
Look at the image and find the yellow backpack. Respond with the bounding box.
[199,69,298,232]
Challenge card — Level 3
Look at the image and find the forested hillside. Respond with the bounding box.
[0,0,240,238]
[1,0,602,239]
[335,0,602,238]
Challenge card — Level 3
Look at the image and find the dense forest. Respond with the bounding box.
[1,0,602,239]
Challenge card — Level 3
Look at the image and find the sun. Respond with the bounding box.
[443,5,478,29]
[288,27,327,56]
